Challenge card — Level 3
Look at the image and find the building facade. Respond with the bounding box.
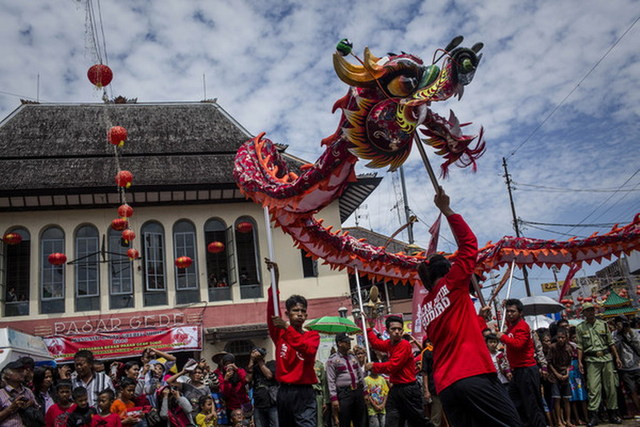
[0,100,380,364]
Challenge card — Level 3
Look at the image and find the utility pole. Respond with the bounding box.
[502,157,532,296]
[399,166,414,244]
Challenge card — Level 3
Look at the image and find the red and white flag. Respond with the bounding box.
[411,214,442,344]
[559,263,581,300]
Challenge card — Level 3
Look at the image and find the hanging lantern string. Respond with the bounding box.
[85,0,112,99]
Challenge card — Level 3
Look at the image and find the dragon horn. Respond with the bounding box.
[332,47,385,87]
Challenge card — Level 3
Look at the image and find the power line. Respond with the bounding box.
[522,223,588,239]
[512,181,640,193]
[519,220,620,228]
[566,168,640,234]
[506,15,640,159]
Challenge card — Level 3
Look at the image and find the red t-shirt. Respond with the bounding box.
[367,329,416,384]
[90,413,123,427]
[267,288,320,384]
[45,403,75,427]
[420,214,496,393]
[500,318,537,368]
[220,368,250,409]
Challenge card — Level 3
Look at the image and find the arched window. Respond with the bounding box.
[204,218,233,302]
[173,220,199,304]
[3,228,30,316]
[108,228,133,309]
[141,221,167,307]
[75,225,100,311]
[234,217,261,299]
[40,226,65,314]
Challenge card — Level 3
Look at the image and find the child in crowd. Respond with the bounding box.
[145,360,167,407]
[363,370,388,427]
[568,327,588,425]
[229,408,252,427]
[485,333,511,389]
[45,381,74,427]
[111,377,144,426]
[91,389,122,427]
[548,328,575,427]
[195,395,217,427]
[67,386,96,427]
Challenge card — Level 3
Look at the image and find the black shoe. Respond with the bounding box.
[608,409,623,424]
[586,411,599,427]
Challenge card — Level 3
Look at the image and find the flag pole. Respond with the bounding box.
[263,206,279,316]
[413,135,485,302]
[354,267,371,358]
[500,260,517,331]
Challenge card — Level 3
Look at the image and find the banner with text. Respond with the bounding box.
[44,326,201,361]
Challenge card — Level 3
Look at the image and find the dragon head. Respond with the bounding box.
[332,37,485,173]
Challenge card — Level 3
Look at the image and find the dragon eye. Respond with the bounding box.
[387,75,418,97]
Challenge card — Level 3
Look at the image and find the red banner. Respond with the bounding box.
[44,326,201,361]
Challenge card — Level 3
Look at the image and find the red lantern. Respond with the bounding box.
[207,241,225,253]
[175,256,193,269]
[121,229,136,244]
[115,171,133,188]
[2,232,22,245]
[48,253,67,265]
[583,296,592,302]
[111,218,129,231]
[577,296,583,302]
[118,204,134,219]
[127,248,139,261]
[108,126,128,147]
[87,64,113,88]
[636,290,640,296]
[236,221,253,233]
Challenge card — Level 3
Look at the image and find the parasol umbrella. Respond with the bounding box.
[520,295,565,317]
[305,316,361,334]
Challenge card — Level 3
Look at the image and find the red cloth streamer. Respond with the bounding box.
[558,264,581,300]
[427,213,442,257]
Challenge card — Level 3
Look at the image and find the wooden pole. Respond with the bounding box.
[263,206,279,316]
[413,135,486,304]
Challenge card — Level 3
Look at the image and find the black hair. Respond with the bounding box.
[17,357,35,370]
[557,318,569,326]
[123,361,140,372]
[198,394,213,407]
[119,377,136,389]
[98,388,115,400]
[55,380,72,392]
[33,366,54,391]
[72,386,88,400]
[504,298,523,313]
[417,255,451,289]
[485,333,498,342]
[385,315,403,329]
[556,327,568,337]
[74,349,95,365]
[285,294,307,311]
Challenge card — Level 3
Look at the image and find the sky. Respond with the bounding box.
[1,0,639,299]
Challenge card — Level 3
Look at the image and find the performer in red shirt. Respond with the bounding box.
[266,260,320,427]
[497,298,546,427]
[416,186,521,427]
[365,315,430,426]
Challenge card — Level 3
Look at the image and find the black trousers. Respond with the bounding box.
[384,381,430,427]
[277,383,317,427]
[336,386,366,427]
[509,366,546,427]
[440,373,522,427]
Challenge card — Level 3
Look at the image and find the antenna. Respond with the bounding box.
[36,74,40,102]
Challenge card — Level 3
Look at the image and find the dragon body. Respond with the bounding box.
[234,39,640,286]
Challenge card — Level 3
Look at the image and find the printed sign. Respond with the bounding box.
[44,326,201,361]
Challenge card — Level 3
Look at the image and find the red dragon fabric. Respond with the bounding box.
[234,39,640,287]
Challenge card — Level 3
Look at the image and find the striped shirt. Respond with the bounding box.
[0,384,38,427]
[71,372,115,408]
